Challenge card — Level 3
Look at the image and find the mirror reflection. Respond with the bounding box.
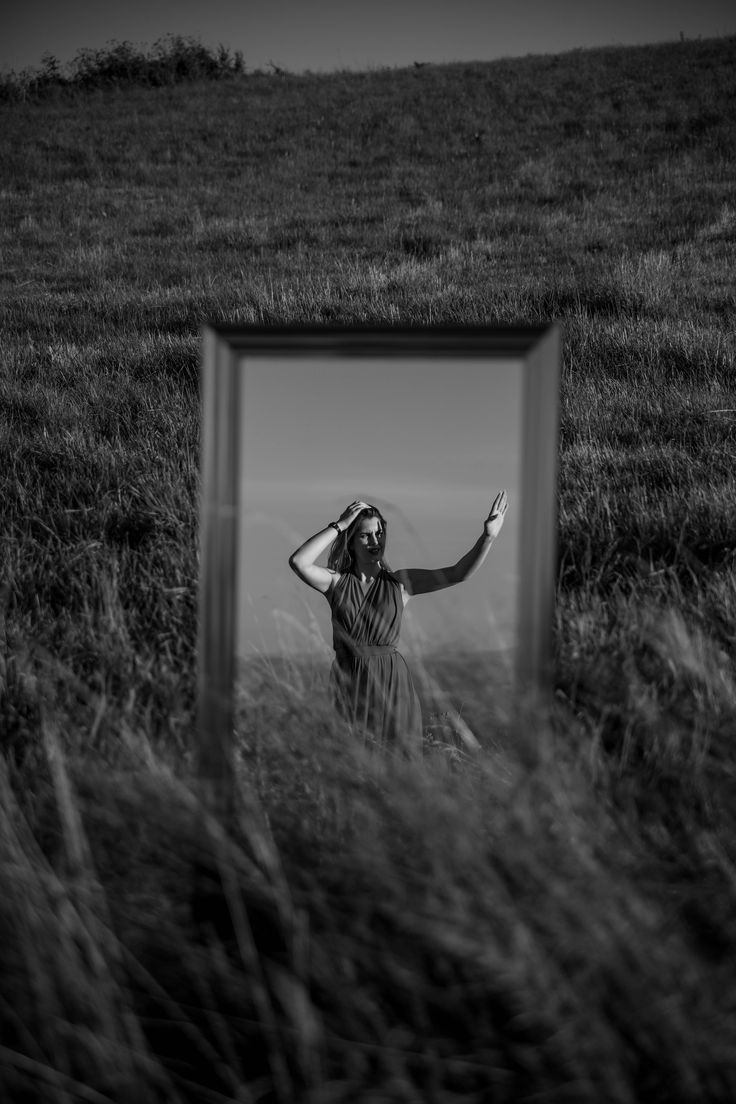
[236,355,523,749]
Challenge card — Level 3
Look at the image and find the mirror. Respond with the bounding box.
[198,326,560,789]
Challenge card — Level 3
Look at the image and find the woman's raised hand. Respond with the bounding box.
[484,490,509,539]
[336,500,371,531]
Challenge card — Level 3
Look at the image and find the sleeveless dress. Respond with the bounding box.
[327,569,423,755]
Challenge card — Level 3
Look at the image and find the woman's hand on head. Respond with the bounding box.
[483,490,508,539]
[337,500,371,531]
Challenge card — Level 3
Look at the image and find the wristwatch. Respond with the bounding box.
[329,522,342,534]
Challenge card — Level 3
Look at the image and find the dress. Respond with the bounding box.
[327,569,423,754]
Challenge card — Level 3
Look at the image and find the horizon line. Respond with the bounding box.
[4,29,735,82]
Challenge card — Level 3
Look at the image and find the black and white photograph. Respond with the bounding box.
[2,1,736,1100]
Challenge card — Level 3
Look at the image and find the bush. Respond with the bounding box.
[0,35,246,102]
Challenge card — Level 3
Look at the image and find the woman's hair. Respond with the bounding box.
[327,504,390,574]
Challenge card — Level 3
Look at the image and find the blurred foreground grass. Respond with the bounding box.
[3,659,735,1102]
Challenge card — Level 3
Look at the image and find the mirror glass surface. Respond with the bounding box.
[236,354,523,737]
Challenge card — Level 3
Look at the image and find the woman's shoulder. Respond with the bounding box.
[326,570,347,600]
[381,567,404,588]
[381,568,411,607]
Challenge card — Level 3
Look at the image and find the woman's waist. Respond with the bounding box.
[333,641,398,662]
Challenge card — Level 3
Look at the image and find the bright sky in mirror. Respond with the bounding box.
[237,355,520,662]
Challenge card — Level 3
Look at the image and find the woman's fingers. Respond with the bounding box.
[487,490,509,519]
[338,500,370,524]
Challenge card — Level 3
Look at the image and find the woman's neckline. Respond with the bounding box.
[353,567,381,587]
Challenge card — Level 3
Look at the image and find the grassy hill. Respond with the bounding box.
[1,34,736,1102]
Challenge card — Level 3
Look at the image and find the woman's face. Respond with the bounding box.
[350,516,385,567]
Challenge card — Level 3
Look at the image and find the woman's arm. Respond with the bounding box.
[394,491,508,597]
[288,500,369,594]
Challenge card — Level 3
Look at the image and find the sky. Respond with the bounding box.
[235,355,522,661]
[3,0,735,76]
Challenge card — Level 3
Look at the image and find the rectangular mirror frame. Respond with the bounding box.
[198,324,561,794]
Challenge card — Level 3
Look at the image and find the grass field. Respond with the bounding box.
[1,33,736,1102]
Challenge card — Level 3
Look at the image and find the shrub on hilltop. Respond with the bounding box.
[0,34,246,102]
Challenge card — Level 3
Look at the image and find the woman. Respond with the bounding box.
[288,493,508,755]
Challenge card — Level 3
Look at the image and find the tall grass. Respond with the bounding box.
[1,32,736,1101]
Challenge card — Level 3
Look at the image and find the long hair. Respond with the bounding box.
[327,504,390,574]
